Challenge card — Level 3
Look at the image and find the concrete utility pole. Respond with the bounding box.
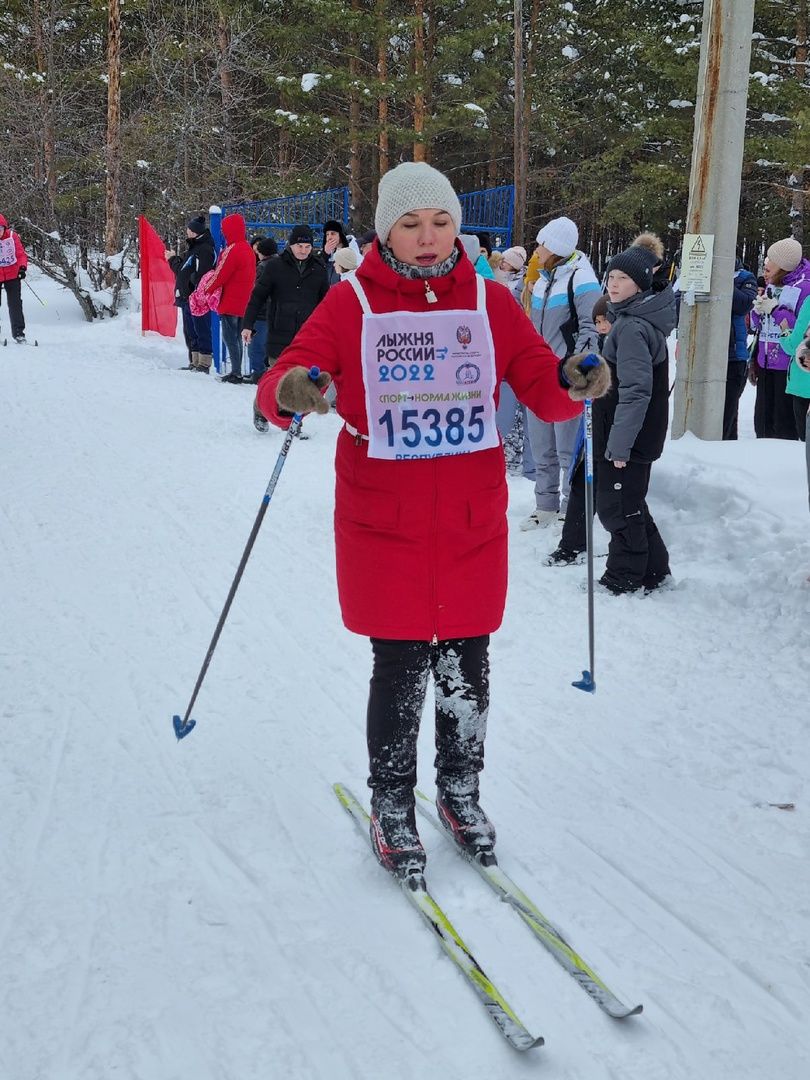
[672,0,756,439]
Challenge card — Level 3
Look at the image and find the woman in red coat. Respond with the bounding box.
[205,213,255,382]
[257,163,610,879]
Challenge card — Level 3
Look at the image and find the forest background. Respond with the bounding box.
[0,0,806,313]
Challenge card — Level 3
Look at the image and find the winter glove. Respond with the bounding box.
[797,335,810,371]
[276,365,332,415]
[561,352,612,401]
[753,294,778,317]
[17,267,26,279]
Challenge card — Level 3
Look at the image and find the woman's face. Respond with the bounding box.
[499,256,520,274]
[387,209,456,267]
[607,269,640,304]
[763,258,785,286]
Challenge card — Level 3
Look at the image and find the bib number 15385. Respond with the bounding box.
[378,405,485,450]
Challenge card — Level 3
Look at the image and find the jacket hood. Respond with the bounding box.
[356,238,476,300]
[221,214,247,244]
[610,284,676,337]
[0,214,8,229]
[540,251,587,284]
[784,258,810,286]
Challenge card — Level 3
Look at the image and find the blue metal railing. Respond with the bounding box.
[209,186,350,371]
[459,184,515,249]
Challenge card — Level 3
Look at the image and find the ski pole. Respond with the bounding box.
[23,278,47,307]
[172,366,320,741]
[572,355,599,694]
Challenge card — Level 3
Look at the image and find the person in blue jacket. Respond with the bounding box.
[723,260,758,439]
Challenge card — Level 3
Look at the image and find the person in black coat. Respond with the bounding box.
[243,225,329,431]
[241,224,329,364]
[166,215,216,370]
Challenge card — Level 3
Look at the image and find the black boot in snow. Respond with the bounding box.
[369,790,426,881]
[436,780,496,863]
[544,545,585,567]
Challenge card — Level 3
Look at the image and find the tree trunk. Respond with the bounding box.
[522,0,541,237]
[104,0,122,287]
[217,12,234,187]
[348,0,362,229]
[413,0,426,161]
[791,0,808,241]
[513,0,526,244]
[377,0,390,189]
[32,0,58,217]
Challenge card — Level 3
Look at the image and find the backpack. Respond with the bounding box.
[559,271,580,357]
[189,268,221,316]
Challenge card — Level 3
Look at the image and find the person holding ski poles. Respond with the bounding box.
[0,213,29,343]
[254,162,611,880]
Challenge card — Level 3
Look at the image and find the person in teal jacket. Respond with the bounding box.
[783,295,810,441]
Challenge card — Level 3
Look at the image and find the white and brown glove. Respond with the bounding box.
[796,333,810,371]
[753,293,778,317]
[276,366,332,415]
[561,352,612,401]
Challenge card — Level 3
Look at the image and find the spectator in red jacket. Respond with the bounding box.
[0,213,29,343]
[256,162,610,881]
[205,213,255,383]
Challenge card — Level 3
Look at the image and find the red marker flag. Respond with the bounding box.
[139,215,178,337]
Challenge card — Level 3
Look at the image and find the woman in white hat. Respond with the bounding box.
[255,162,610,881]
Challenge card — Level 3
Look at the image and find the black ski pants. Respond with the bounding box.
[754,368,798,440]
[597,460,670,593]
[722,361,748,440]
[366,636,490,801]
[0,276,25,338]
[790,394,809,442]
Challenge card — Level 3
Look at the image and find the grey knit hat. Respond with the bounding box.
[375,162,463,244]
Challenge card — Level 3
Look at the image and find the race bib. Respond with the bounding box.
[0,236,16,267]
[349,276,499,461]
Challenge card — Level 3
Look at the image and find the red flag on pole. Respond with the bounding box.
[139,215,178,337]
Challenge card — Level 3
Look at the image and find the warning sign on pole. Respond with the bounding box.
[680,233,714,293]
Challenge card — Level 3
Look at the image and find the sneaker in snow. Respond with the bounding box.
[220,371,243,384]
[436,790,496,862]
[14,334,26,344]
[369,797,426,880]
[253,407,269,433]
[293,427,310,440]
[544,546,585,567]
[519,508,559,531]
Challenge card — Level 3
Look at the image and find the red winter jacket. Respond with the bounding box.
[257,241,581,641]
[205,214,255,316]
[0,214,28,284]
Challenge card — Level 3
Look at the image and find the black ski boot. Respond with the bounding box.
[544,545,585,567]
[436,777,496,864]
[369,789,426,881]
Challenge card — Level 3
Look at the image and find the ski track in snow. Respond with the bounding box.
[1,275,810,1079]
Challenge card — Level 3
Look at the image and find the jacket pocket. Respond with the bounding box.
[468,483,508,528]
[337,485,400,530]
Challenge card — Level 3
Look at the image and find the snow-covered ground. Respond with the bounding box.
[2,271,809,1080]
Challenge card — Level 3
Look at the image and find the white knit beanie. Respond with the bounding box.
[333,247,358,272]
[501,245,527,271]
[536,216,579,258]
[767,237,803,274]
[375,162,463,245]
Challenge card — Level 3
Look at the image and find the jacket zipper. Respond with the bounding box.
[430,457,439,644]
